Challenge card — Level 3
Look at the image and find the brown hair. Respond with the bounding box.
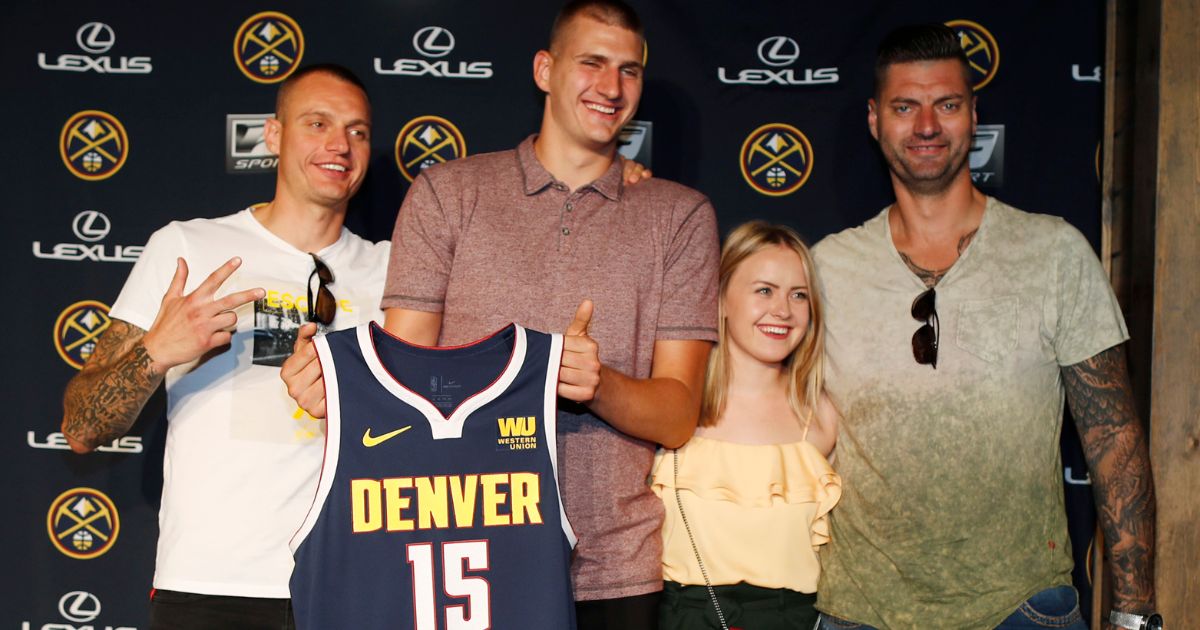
[874,23,972,97]
[275,63,369,118]
[548,0,643,53]
[700,221,825,427]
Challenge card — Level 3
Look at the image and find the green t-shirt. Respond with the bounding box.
[812,197,1128,629]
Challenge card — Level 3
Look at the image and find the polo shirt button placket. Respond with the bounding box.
[560,196,578,250]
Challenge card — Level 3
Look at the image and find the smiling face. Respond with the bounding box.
[869,59,976,196]
[265,71,371,211]
[534,15,643,154]
[722,244,812,370]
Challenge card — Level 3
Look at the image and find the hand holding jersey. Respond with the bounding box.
[281,322,326,419]
[286,298,609,417]
[142,256,265,371]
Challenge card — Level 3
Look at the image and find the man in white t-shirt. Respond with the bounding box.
[61,64,389,630]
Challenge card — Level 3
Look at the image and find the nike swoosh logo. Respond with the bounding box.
[362,425,412,447]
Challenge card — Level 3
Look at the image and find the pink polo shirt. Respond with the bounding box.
[383,135,719,600]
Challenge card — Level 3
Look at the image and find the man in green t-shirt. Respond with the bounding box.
[812,24,1158,630]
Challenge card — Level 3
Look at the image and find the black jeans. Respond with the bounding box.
[661,581,819,629]
[576,592,661,630]
[149,589,295,630]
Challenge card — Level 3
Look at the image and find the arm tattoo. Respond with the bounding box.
[62,320,164,451]
[1062,344,1156,611]
[898,229,978,289]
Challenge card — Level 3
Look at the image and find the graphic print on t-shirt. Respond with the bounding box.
[252,288,328,367]
[225,278,377,445]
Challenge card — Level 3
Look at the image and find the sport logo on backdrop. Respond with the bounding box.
[33,210,143,263]
[234,11,304,83]
[945,20,1000,90]
[37,22,153,74]
[739,123,814,196]
[59,110,129,181]
[46,488,121,560]
[969,124,1005,188]
[718,35,838,86]
[618,121,652,170]
[227,114,277,173]
[395,116,467,182]
[374,26,494,79]
[54,300,112,369]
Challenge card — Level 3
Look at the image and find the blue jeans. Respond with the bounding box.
[817,585,1086,629]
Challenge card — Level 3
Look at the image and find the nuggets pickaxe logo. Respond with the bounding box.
[234,11,304,84]
[945,20,1000,90]
[59,111,128,181]
[54,300,112,370]
[46,488,121,559]
[739,123,813,197]
[394,116,467,182]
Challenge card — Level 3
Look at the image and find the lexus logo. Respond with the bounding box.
[58,591,102,623]
[76,23,116,54]
[757,36,799,67]
[72,211,111,242]
[413,26,455,58]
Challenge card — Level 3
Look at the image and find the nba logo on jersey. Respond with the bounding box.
[290,323,576,629]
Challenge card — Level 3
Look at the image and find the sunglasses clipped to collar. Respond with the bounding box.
[307,253,337,326]
[911,287,939,369]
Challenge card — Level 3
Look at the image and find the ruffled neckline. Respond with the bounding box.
[651,435,842,545]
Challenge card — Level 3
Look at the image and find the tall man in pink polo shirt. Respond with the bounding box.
[284,1,718,628]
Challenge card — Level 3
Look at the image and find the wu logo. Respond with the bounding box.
[497,417,536,438]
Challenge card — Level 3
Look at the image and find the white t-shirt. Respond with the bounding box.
[110,208,390,598]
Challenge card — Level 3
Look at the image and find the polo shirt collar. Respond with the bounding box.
[517,134,624,201]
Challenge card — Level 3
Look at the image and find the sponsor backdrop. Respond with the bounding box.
[6,1,1104,627]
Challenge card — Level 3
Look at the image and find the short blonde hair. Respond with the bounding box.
[700,221,825,427]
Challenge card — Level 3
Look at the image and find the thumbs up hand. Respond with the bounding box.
[558,299,601,403]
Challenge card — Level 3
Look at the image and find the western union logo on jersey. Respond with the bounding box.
[351,472,543,533]
[497,416,537,451]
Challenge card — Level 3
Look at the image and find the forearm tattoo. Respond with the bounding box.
[1062,344,1156,610]
[62,320,164,450]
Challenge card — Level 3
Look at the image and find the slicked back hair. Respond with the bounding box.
[548,0,643,53]
[874,23,972,97]
[275,63,369,118]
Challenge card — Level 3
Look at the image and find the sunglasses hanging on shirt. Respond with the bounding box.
[911,287,938,369]
[307,253,337,326]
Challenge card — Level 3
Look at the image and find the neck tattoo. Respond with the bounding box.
[899,228,978,289]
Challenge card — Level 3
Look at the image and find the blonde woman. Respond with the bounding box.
[653,221,841,629]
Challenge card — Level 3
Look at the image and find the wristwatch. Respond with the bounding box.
[1110,610,1164,630]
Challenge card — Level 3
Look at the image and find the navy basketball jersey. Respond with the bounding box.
[290,322,576,629]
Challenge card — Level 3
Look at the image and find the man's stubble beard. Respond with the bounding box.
[881,133,971,197]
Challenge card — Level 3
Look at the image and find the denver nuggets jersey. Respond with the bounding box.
[290,322,576,629]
